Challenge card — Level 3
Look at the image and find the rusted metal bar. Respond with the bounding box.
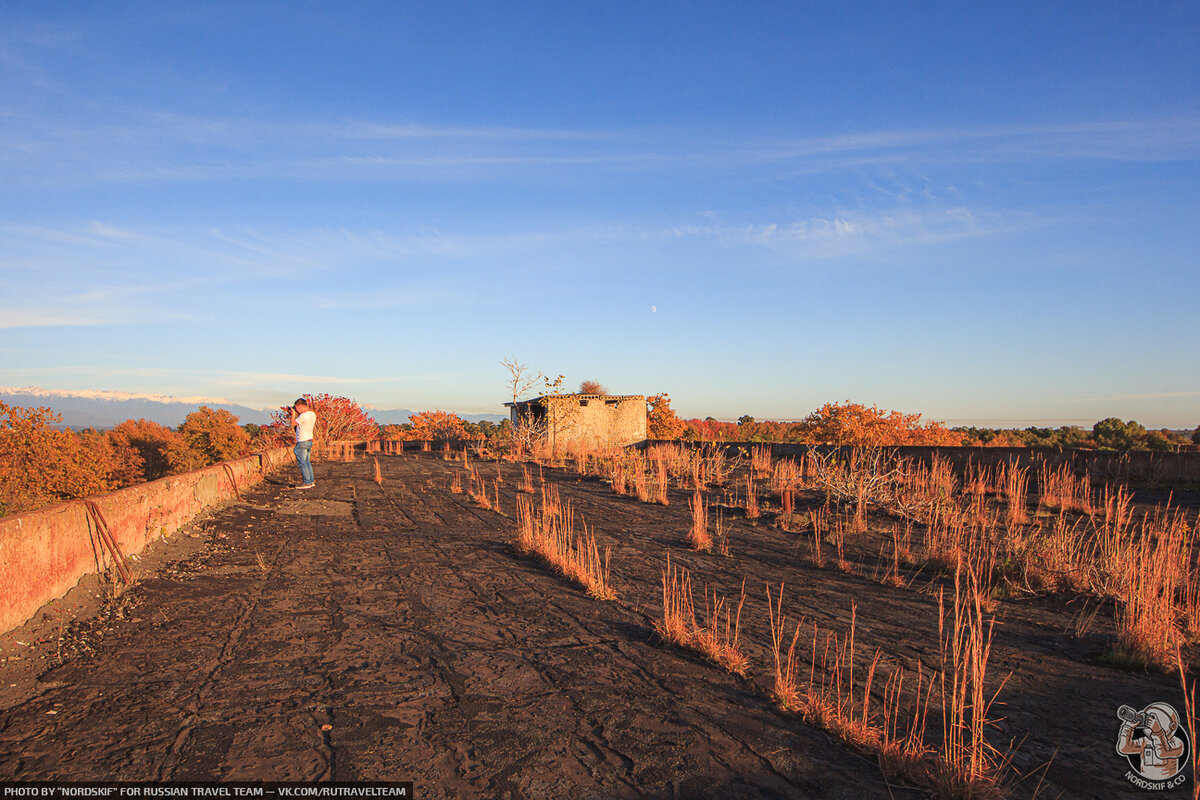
[220,462,242,500]
[81,499,131,583]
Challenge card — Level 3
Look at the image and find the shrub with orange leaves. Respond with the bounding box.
[0,401,113,515]
[797,402,963,447]
[84,428,145,489]
[268,394,379,444]
[175,406,253,468]
[647,393,689,440]
[404,410,470,441]
[107,419,178,482]
[685,405,962,446]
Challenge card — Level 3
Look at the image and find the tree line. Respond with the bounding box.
[4,392,1194,518]
[679,406,1197,451]
[0,394,517,517]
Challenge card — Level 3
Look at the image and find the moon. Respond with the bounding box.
[650,305,657,313]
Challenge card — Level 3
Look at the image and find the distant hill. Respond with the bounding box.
[0,387,506,430]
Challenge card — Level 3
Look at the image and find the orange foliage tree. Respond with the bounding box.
[647,394,689,440]
[175,406,253,467]
[404,410,470,440]
[0,401,112,515]
[797,401,963,446]
[107,418,181,481]
[82,428,145,489]
[2,401,289,518]
[683,403,963,446]
[268,394,379,444]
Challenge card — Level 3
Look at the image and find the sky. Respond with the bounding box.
[0,1,1197,427]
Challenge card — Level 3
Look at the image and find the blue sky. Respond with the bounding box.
[1,1,1197,427]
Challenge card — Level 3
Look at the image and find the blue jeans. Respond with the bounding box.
[294,440,314,485]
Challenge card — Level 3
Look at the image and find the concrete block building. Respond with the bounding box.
[505,393,647,450]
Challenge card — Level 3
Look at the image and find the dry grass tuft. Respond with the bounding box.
[653,459,670,506]
[1037,462,1092,515]
[766,587,934,786]
[633,457,650,503]
[656,555,747,675]
[744,473,760,519]
[468,468,492,510]
[933,568,1008,798]
[514,489,614,600]
[751,444,773,477]
[687,489,712,552]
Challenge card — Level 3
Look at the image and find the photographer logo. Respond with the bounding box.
[1116,702,1190,790]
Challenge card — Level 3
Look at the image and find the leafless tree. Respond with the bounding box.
[502,357,544,404]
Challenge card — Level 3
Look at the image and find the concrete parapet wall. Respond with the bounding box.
[0,447,292,634]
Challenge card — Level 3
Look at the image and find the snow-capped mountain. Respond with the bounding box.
[0,387,505,429]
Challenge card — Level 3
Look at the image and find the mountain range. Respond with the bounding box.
[0,387,506,430]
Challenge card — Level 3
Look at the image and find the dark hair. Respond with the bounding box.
[294,398,308,407]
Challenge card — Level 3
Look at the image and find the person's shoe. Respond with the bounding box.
[297,483,316,490]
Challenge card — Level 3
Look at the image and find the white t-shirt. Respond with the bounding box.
[295,410,316,443]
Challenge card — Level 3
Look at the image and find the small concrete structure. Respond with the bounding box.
[506,394,647,451]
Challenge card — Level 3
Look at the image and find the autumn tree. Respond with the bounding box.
[647,393,688,440]
[378,423,409,440]
[797,401,963,447]
[686,417,739,441]
[176,406,253,467]
[406,410,470,440]
[84,428,145,489]
[580,380,607,394]
[268,394,379,444]
[108,418,182,481]
[0,401,111,515]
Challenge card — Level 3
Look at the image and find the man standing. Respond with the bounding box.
[288,397,317,489]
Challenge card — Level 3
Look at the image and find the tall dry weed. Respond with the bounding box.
[751,444,773,477]
[933,568,1007,798]
[514,492,614,600]
[688,489,712,552]
[656,556,747,675]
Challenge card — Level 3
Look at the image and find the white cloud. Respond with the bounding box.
[0,307,119,328]
[84,219,137,239]
[4,102,1196,189]
[1068,390,1200,403]
[660,207,1011,260]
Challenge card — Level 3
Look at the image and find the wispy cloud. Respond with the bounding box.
[0,366,392,386]
[661,207,1015,259]
[0,204,1026,329]
[84,219,138,239]
[750,119,1200,165]
[1068,390,1200,403]
[0,307,120,328]
[2,103,1196,188]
